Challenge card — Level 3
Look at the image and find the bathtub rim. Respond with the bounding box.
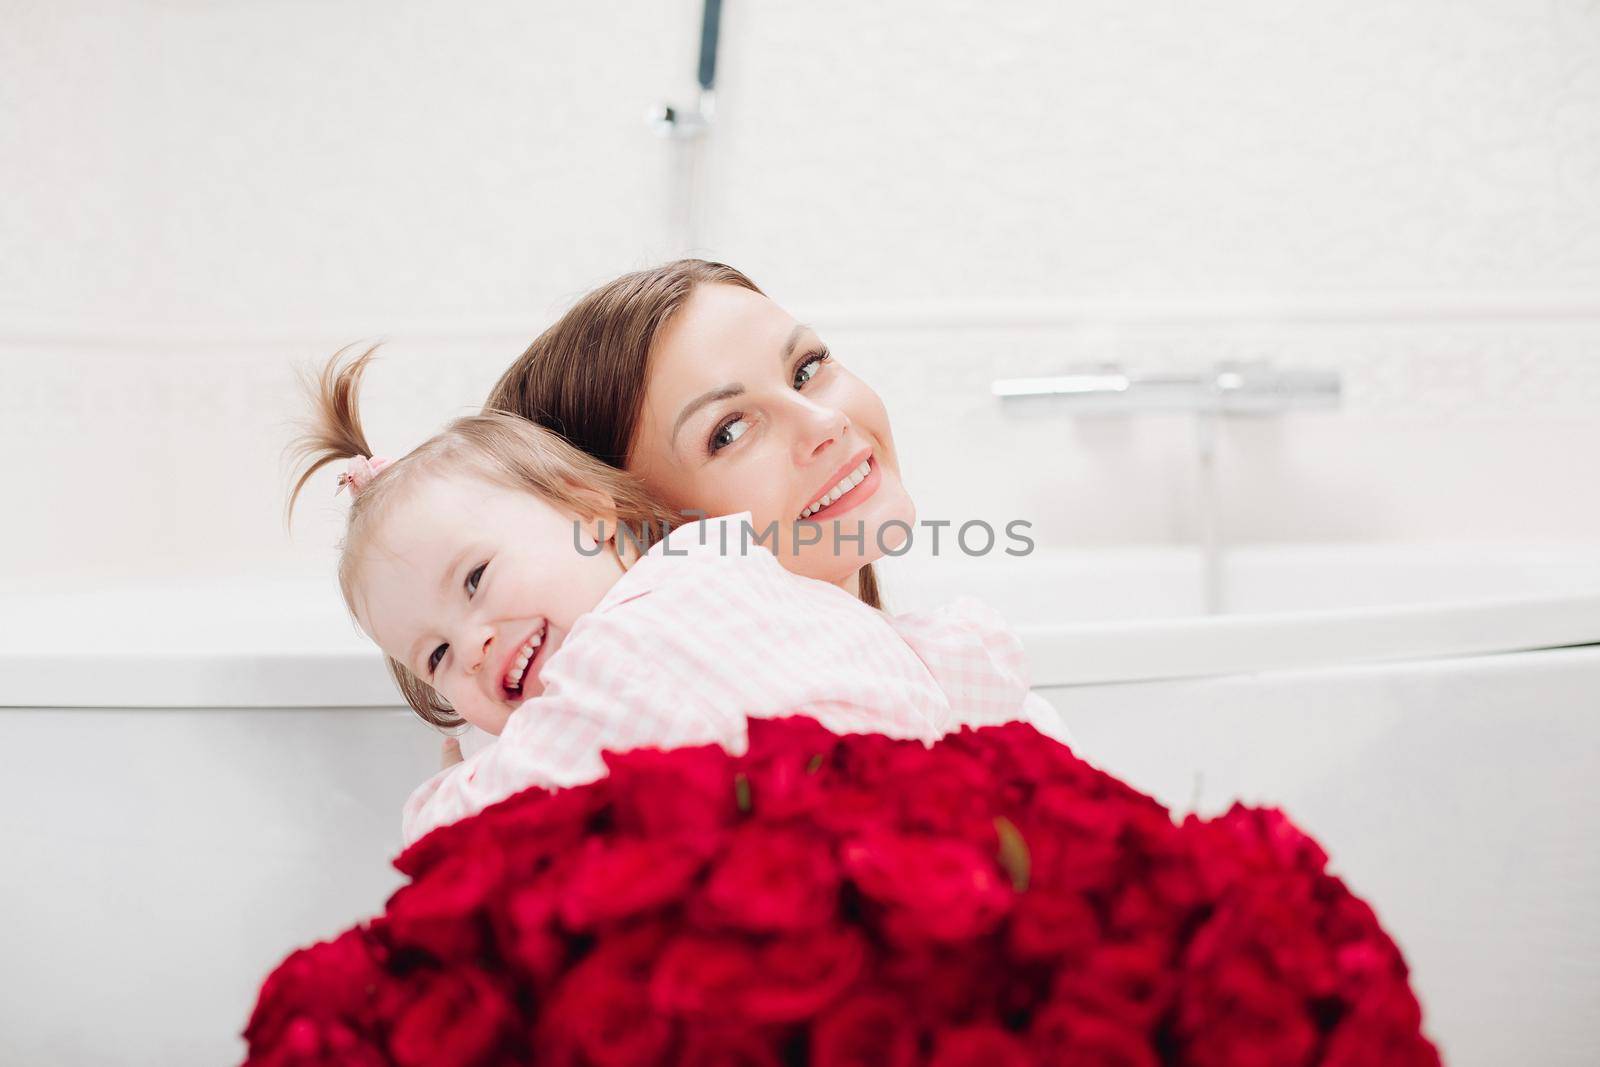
[3,589,1595,707]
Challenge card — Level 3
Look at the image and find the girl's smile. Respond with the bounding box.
[499,619,550,700]
[352,473,624,736]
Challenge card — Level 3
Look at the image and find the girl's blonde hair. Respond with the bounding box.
[287,343,681,730]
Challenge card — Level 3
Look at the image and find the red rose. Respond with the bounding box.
[559,834,714,930]
[243,927,386,1051]
[392,780,599,881]
[878,942,1005,1025]
[810,989,920,1067]
[245,1015,390,1066]
[674,1024,787,1067]
[834,733,928,788]
[1318,876,1411,995]
[548,968,673,1067]
[928,1024,1035,1067]
[1318,874,1384,939]
[1028,1001,1158,1067]
[604,743,737,836]
[1322,983,1441,1067]
[744,715,842,763]
[378,965,517,1067]
[1183,804,1329,897]
[1050,940,1175,1030]
[811,781,901,838]
[691,823,841,932]
[888,744,1004,843]
[1016,789,1128,894]
[739,716,843,821]
[384,845,506,961]
[943,720,1081,785]
[485,783,609,878]
[1006,888,1100,962]
[393,818,491,881]
[1174,956,1317,1067]
[1105,881,1189,944]
[1133,822,1214,920]
[651,927,866,1023]
[490,875,567,990]
[843,830,1013,944]
[1185,883,1339,1000]
[535,923,675,1067]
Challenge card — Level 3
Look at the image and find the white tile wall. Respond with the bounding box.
[3,0,1598,592]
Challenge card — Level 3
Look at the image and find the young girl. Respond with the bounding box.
[290,347,1073,846]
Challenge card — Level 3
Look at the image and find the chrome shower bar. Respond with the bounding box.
[991,362,1341,414]
[650,0,723,139]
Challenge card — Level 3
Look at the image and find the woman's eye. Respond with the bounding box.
[466,562,487,595]
[709,416,750,454]
[793,350,830,389]
[428,644,448,674]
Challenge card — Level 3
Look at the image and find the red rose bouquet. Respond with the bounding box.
[242,718,1442,1066]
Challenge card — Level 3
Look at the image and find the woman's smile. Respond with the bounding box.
[798,450,879,521]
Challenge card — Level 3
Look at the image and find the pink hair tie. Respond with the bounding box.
[336,455,393,497]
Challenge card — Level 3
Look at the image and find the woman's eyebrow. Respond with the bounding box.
[780,323,811,362]
[672,383,744,445]
[668,325,813,446]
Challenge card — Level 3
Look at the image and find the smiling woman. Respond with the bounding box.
[486,260,917,602]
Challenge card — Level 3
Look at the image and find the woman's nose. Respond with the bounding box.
[787,393,850,463]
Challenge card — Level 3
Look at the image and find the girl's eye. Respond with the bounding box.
[432,563,486,671]
[793,349,830,389]
[708,416,750,454]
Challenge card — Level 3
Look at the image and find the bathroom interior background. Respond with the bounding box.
[3,0,1598,595]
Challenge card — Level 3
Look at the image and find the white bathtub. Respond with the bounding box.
[2,542,1596,1065]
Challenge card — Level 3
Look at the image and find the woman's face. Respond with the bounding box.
[630,284,916,588]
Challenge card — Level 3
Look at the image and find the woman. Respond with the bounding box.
[485,259,907,607]
[443,259,1071,762]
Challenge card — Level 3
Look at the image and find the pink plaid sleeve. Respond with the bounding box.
[399,615,736,845]
[888,596,1076,748]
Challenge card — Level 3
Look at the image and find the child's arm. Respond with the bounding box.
[401,760,475,844]
[400,620,738,846]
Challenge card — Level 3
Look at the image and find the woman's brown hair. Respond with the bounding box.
[288,343,682,729]
[485,259,884,609]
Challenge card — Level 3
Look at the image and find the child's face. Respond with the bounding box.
[352,473,625,735]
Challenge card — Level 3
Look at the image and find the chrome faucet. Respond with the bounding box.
[648,0,723,141]
[992,359,1342,616]
[991,360,1341,415]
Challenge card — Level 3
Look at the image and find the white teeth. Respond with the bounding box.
[800,461,872,518]
[503,623,547,692]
